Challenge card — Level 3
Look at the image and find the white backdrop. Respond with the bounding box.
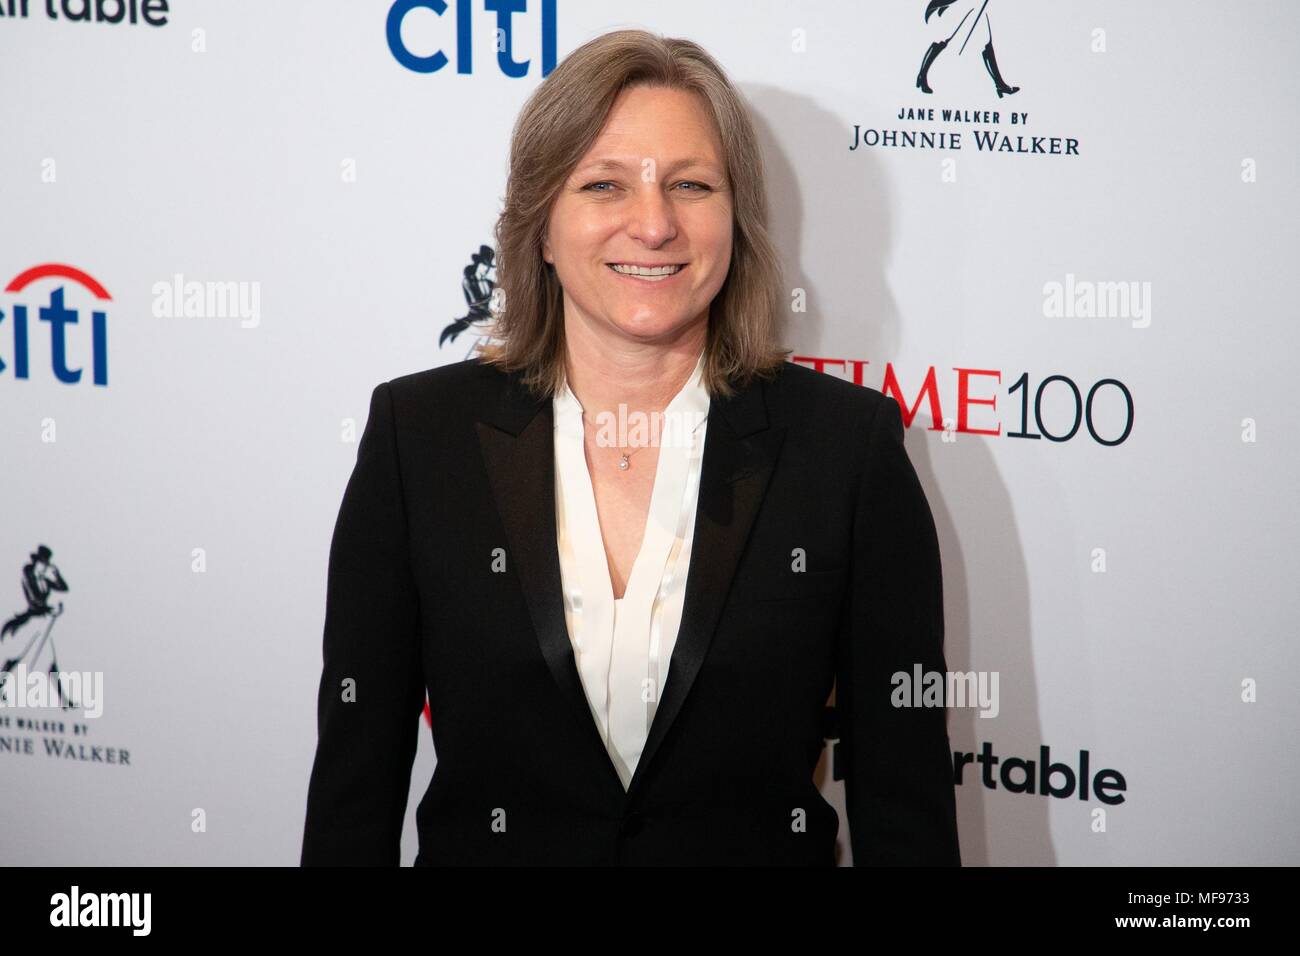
[2,0,1296,865]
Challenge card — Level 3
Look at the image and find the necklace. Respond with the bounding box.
[581,410,646,471]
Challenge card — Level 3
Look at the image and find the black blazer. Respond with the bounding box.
[301,357,960,866]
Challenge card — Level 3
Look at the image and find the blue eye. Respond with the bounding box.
[581,180,712,194]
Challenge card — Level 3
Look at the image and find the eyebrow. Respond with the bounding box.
[575,157,722,175]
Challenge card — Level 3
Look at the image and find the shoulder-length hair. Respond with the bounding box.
[474,28,790,400]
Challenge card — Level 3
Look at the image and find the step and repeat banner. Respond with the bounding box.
[2,1,1296,865]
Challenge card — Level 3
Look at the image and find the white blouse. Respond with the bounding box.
[552,349,710,790]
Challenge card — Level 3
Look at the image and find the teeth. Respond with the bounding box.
[610,263,683,277]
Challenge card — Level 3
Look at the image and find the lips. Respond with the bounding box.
[607,263,687,283]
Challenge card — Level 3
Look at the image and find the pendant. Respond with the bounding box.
[618,454,630,470]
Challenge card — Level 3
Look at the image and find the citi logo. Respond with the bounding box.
[386,0,556,76]
[49,885,151,936]
[1,263,110,386]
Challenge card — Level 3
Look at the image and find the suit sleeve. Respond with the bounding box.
[838,395,961,865]
[301,381,426,866]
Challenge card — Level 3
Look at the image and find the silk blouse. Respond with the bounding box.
[552,349,710,790]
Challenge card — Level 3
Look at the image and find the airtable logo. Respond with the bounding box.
[0,0,171,29]
[1,263,111,387]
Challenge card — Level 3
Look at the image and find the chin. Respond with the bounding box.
[615,314,691,338]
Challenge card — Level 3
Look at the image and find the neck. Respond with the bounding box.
[562,316,706,418]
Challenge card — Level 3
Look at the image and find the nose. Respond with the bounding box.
[624,182,678,247]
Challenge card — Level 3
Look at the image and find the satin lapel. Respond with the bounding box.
[626,372,786,799]
[475,368,627,797]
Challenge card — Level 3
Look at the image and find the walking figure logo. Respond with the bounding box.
[439,244,498,359]
[1,544,79,710]
[917,0,1020,98]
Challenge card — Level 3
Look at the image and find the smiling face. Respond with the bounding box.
[543,84,733,347]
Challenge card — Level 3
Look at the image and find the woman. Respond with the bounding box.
[301,29,960,866]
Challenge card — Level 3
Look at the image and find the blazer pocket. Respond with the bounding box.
[728,567,848,605]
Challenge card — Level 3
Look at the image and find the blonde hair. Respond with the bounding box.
[475,28,790,400]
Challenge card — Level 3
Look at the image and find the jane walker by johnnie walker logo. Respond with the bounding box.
[439,243,499,359]
[851,0,1083,159]
[0,544,134,766]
